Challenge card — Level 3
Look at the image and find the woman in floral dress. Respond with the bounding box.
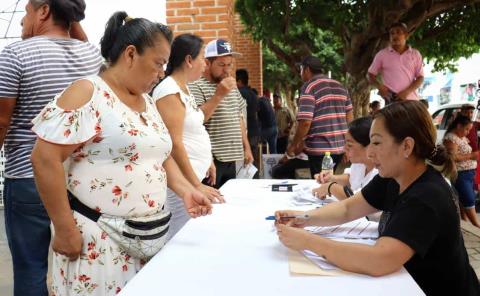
[30,11,211,295]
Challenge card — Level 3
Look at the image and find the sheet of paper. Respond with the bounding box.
[307,220,379,240]
[236,163,258,179]
[301,238,376,272]
[291,184,337,206]
[288,249,347,276]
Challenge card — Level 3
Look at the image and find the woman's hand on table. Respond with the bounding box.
[53,225,83,261]
[276,224,311,251]
[312,184,328,200]
[274,210,309,227]
[182,188,213,218]
[196,183,225,204]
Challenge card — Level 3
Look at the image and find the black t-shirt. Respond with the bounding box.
[361,166,480,296]
[257,97,276,130]
[238,86,260,137]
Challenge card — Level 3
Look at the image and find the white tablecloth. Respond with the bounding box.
[120,179,424,296]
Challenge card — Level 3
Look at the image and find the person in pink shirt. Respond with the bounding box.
[368,22,424,103]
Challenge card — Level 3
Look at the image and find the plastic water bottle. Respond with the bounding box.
[321,152,334,176]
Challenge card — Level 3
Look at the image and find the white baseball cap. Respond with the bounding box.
[204,39,241,58]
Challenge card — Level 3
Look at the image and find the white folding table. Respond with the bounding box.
[120,179,424,296]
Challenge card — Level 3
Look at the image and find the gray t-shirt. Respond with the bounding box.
[0,36,102,178]
[189,77,246,162]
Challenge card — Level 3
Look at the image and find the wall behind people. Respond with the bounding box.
[165,0,263,94]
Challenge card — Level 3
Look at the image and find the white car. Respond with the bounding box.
[432,101,480,144]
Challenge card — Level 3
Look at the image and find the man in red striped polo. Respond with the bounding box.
[286,56,353,178]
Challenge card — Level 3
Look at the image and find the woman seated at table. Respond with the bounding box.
[443,114,480,228]
[312,116,377,201]
[275,101,480,296]
[152,33,225,240]
[31,11,211,295]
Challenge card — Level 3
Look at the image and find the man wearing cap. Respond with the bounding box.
[368,22,424,103]
[285,56,353,178]
[0,1,101,295]
[189,39,253,188]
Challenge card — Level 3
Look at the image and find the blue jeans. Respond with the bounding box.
[4,178,50,296]
[454,169,477,208]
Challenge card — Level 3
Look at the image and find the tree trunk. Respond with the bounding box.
[345,73,371,118]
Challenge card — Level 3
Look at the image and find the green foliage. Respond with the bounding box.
[236,0,480,109]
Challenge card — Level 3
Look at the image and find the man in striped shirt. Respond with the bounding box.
[286,56,353,178]
[0,1,101,295]
[189,39,253,188]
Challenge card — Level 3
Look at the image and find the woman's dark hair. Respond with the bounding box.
[348,116,372,147]
[31,0,86,28]
[100,11,173,65]
[374,101,455,177]
[165,33,203,76]
[446,114,472,134]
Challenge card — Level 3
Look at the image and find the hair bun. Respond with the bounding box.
[51,0,86,23]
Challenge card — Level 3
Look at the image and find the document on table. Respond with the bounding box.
[236,163,258,179]
[291,184,337,206]
[288,238,376,275]
[307,219,379,240]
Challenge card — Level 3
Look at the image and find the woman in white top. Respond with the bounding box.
[153,34,224,239]
[444,114,480,227]
[313,116,378,200]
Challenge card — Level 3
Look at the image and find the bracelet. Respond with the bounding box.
[327,182,337,196]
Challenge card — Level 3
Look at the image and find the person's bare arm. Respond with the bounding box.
[155,94,223,202]
[286,120,311,156]
[444,139,477,161]
[69,22,88,41]
[198,77,237,121]
[240,116,253,165]
[31,80,94,260]
[397,76,424,100]
[346,110,353,123]
[0,98,16,148]
[367,72,389,98]
[277,225,414,276]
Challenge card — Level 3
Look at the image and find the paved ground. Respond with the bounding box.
[1,210,480,295]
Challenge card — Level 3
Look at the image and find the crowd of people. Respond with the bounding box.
[0,1,479,295]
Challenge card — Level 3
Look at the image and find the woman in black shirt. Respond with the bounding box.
[275,101,479,295]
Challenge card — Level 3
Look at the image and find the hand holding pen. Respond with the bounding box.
[271,210,310,227]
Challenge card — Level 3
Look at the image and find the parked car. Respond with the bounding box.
[431,101,480,143]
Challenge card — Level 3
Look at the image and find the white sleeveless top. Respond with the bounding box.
[153,76,212,180]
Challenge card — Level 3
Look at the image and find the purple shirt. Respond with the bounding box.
[368,46,424,100]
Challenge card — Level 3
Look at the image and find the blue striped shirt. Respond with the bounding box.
[0,36,102,178]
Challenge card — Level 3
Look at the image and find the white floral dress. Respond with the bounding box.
[32,75,172,295]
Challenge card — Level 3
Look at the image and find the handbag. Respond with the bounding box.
[68,191,171,260]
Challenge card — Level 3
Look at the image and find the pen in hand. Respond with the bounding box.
[265,214,310,221]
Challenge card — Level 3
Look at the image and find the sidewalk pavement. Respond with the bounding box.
[1,210,480,295]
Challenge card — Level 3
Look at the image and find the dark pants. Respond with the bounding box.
[4,178,51,296]
[276,136,288,154]
[307,154,344,178]
[261,126,278,154]
[272,158,310,179]
[249,135,261,179]
[213,158,237,189]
